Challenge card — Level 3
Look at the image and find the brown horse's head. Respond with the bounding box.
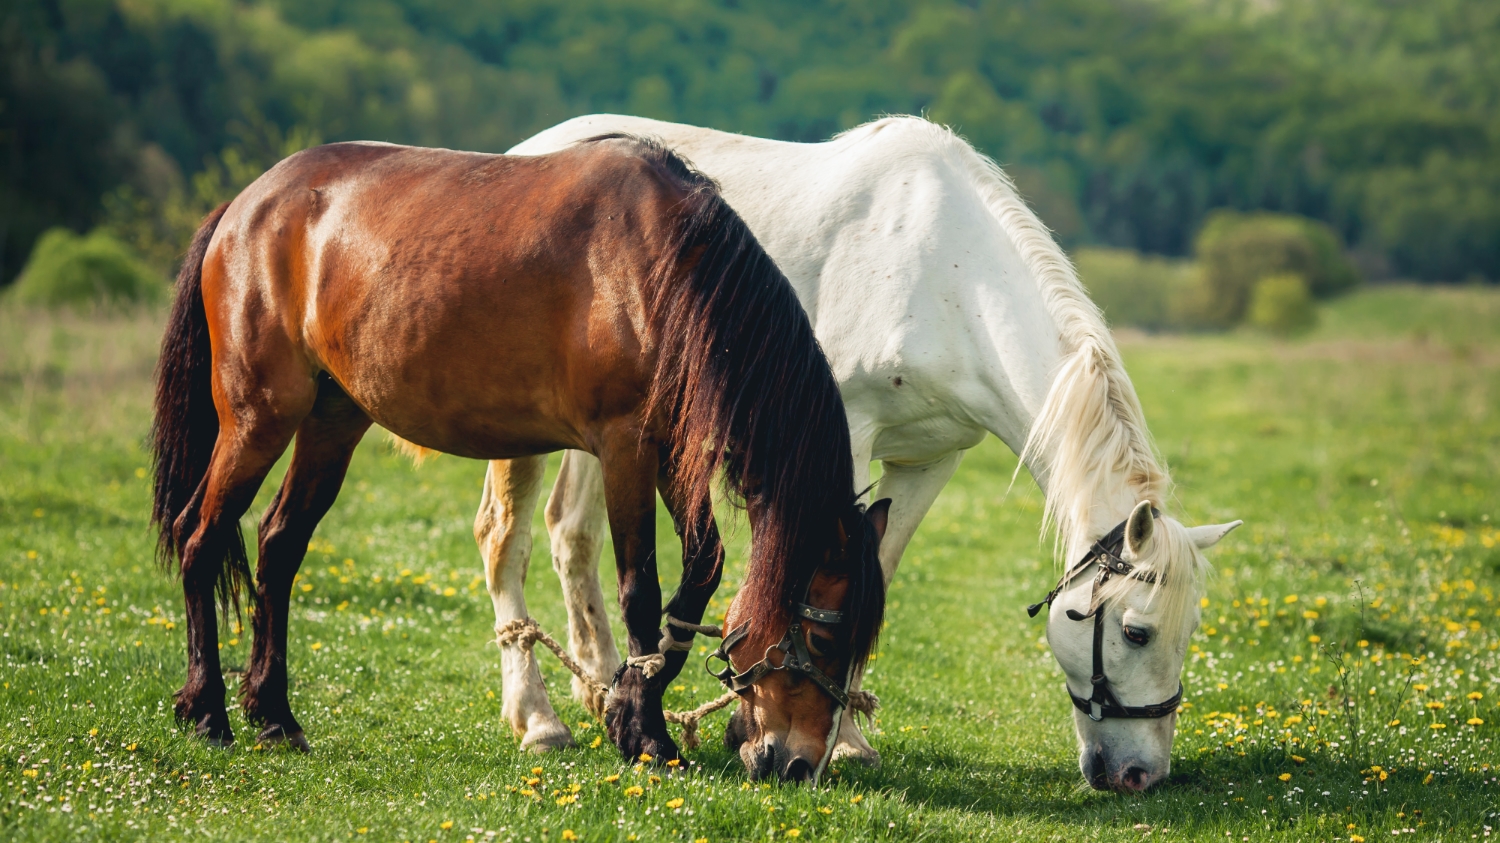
[719,500,888,782]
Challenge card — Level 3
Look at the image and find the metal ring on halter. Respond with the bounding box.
[1026,508,1183,722]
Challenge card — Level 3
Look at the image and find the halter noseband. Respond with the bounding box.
[1028,509,1184,722]
[706,600,852,708]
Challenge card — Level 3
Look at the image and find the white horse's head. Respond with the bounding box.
[1044,501,1240,791]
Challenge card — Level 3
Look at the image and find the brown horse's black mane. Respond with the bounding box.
[586,134,884,666]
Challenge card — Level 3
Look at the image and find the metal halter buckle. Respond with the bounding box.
[705,601,852,709]
[1027,509,1183,722]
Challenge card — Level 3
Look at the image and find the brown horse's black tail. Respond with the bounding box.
[150,202,250,615]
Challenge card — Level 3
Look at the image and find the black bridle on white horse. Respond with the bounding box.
[1028,509,1184,722]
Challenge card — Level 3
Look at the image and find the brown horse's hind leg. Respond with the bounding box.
[241,376,370,750]
[174,395,308,745]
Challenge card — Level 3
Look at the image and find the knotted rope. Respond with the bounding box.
[495,616,881,751]
[494,617,735,749]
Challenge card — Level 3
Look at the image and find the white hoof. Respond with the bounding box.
[520,722,576,754]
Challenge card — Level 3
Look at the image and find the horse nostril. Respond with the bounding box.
[1122,765,1151,792]
[1084,750,1109,791]
[783,757,815,782]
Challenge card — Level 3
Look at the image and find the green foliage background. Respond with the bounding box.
[3,0,1498,286]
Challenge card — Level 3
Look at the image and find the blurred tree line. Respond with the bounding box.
[3,0,1497,289]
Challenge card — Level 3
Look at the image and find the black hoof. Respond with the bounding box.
[189,709,235,747]
[256,723,311,753]
[605,665,679,763]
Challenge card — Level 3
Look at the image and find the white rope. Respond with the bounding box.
[666,614,724,637]
[625,653,666,678]
[494,617,736,749]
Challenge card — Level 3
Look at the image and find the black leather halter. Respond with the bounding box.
[706,599,851,708]
[1028,510,1184,722]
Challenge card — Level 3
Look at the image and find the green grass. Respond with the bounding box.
[2,285,1498,841]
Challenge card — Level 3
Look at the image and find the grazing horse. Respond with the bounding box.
[474,115,1241,790]
[149,136,887,779]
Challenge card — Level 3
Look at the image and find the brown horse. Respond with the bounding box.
[149,136,887,777]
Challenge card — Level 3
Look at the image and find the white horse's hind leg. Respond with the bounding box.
[545,450,619,712]
[833,449,964,767]
[477,457,574,753]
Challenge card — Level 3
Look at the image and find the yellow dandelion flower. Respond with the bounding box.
[1423,773,1434,785]
[1291,755,1306,764]
[526,777,541,786]
[310,642,323,650]
[1307,635,1321,644]
[850,794,863,804]
[1284,595,1299,604]
[786,831,801,838]
[1350,836,1365,843]
[1468,692,1483,701]
[1388,719,1400,727]
[1413,684,1429,692]
[624,785,644,797]
[666,758,680,768]
[561,832,577,842]
[1278,773,1292,782]
[22,769,38,778]
[1302,610,1318,620]
[590,736,602,748]
[440,820,454,830]
[357,828,369,834]
[127,743,137,751]
[603,774,620,783]
[667,798,684,809]
[1430,723,1446,730]
[648,775,661,784]
[1426,702,1444,710]
[1467,718,1484,726]
[819,806,833,814]
[532,767,545,775]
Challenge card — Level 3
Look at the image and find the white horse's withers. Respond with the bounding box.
[475,114,1240,790]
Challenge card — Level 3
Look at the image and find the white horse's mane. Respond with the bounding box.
[841,117,1206,629]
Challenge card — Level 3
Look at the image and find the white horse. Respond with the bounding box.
[471,114,1241,790]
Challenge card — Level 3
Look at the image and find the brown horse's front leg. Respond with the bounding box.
[656,467,726,685]
[598,436,677,763]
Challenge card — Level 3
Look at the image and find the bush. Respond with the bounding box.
[9,228,165,308]
[1194,211,1360,327]
[1073,247,1205,331]
[1248,273,1318,336]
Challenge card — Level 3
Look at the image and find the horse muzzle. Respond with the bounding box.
[1082,747,1167,792]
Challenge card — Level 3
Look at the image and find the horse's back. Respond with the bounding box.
[513,116,1055,459]
[201,139,693,458]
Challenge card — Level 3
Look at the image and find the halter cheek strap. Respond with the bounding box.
[1029,509,1183,722]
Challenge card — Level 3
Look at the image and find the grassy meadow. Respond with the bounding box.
[1,285,1498,841]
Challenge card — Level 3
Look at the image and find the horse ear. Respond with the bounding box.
[865,498,892,545]
[1186,520,1243,550]
[1123,500,1155,558]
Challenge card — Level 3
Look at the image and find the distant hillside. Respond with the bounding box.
[4,0,1496,283]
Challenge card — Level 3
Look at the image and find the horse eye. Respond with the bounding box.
[1123,625,1152,646]
[806,630,839,658]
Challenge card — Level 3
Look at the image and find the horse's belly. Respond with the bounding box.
[869,417,986,464]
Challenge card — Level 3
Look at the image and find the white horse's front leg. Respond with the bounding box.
[477,457,574,753]
[544,450,619,714]
[833,448,964,767]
